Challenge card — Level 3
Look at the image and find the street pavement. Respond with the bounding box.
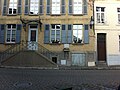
[0,68,120,90]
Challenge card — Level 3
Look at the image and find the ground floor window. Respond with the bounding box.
[50,24,61,43]
[44,24,89,44]
[73,25,83,43]
[6,24,16,43]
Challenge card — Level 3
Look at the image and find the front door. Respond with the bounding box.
[97,33,106,62]
[28,25,38,50]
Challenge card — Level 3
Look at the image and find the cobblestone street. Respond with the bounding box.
[0,68,120,90]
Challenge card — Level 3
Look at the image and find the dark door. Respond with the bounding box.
[97,33,106,61]
[31,30,36,41]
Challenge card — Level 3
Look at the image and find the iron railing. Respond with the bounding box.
[0,41,58,63]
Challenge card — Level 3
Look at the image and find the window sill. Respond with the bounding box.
[96,23,109,26]
[4,42,16,45]
[7,14,17,16]
[72,43,84,45]
[49,43,61,45]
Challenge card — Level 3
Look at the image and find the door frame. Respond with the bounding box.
[28,25,38,42]
[97,33,107,62]
[28,25,38,50]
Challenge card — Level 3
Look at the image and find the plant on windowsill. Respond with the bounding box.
[72,39,84,45]
[50,40,61,45]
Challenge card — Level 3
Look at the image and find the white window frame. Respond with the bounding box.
[73,0,83,15]
[6,24,16,43]
[117,8,120,24]
[73,25,83,43]
[29,0,39,15]
[96,7,105,24]
[119,35,120,51]
[8,0,18,15]
[52,0,60,15]
[50,24,61,43]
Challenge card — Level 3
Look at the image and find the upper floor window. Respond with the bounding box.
[30,0,39,14]
[68,0,87,15]
[117,8,120,24]
[25,0,43,15]
[3,0,22,15]
[96,7,105,23]
[47,0,65,15]
[73,0,82,14]
[73,25,83,43]
[52,0,60,15]
[8,0,18,15]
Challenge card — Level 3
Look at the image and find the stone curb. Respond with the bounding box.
[1,65,120,70]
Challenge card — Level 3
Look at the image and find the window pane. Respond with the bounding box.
[30,0,39,14]
[73,25,83,43]
[52,0,60,14]
[8,0,18,14]
[73,0,82,14]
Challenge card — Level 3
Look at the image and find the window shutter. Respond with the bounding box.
[3,0,7,16]
[68,24,72,43]
[24,0,29,15]
[0,0,1,15]
[46,0,51,15]
[0,24,5,43]
[84,24,89,44]
[16,24,22,43]
[68,0,73,14]
[61,0,65,14]
[39,0,43,14]
[83,0,87,15]
[61,24,67,43]
[18,0,22,14]
[44,24,50,43]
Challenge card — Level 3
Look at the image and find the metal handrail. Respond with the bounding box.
[37,43,58,60]
[0,42,26,62]
[0,41,58,63]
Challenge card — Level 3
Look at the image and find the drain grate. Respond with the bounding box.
[14,82,32,88]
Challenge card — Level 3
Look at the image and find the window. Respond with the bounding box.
[73,25,83,43]
[96,7,105,23]
[6,24,16,43]
[50,25,61,43]
[25,0,43,15]
[8,0,18,14]
[117,8,120,24]
[30,0,39,14]
[52,0,60,14]
[73,0,82,14]
[44,24,89,44]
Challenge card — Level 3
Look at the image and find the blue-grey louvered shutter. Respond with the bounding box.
[0,0,1,15]
[68,0,73,14]
[46,0,51,15]
[84,24,89,44]
[25,0,29,15]
[39,0,43,14]
[68,24,72,43]
[61,0,65,14]
[3,0,7,16]
[18,0,22,14]
[83,0,87,15]
[61,24,67,43]
[0,24,5,43]
[16,24,22,43]
[44,24,50,43]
